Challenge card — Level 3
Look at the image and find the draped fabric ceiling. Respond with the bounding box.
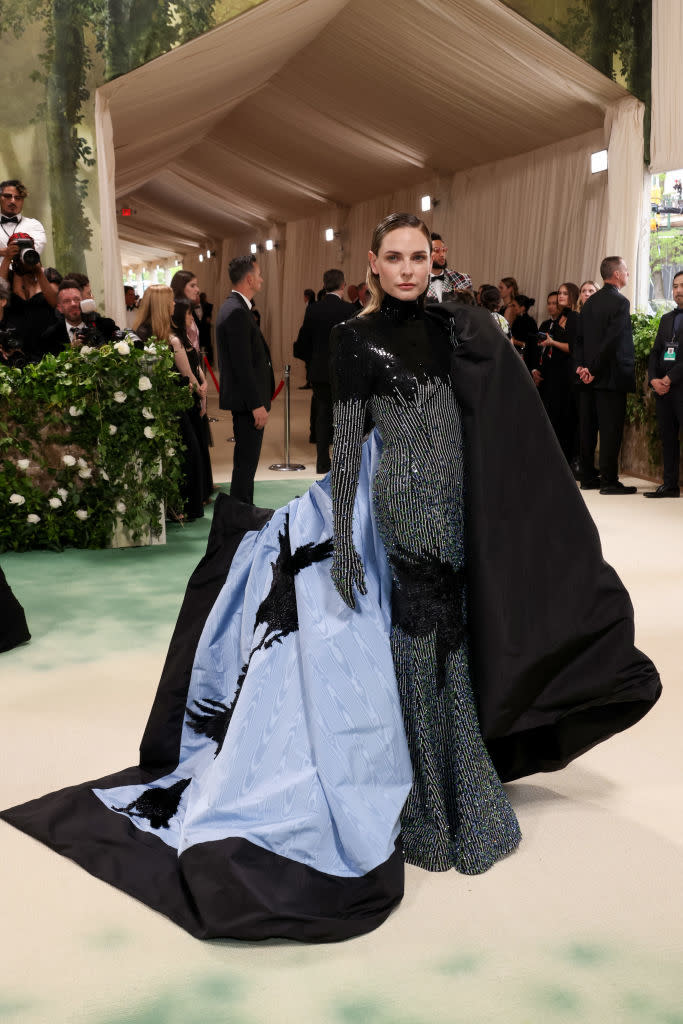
[97,0,643,365]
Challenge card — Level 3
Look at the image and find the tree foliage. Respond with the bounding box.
[545,0,652,161]
[0,1,220,266]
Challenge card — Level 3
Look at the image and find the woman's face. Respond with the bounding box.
[184,278,200,306]
[580,281,597,304]
[498,280,510,302]
[508,299,521,319]
[369,226,431,302]
[557,285,570,308]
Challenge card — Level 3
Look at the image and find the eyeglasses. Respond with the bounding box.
[0,193,23,201]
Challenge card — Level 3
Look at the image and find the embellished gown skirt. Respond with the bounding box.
[369,380,521,872]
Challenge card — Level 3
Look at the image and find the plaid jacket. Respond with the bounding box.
[425,266,473,303]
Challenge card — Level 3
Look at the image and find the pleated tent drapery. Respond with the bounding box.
[95,0,646,366]
[650,0,683,174]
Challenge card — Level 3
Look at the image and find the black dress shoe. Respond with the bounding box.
[644,484,680,498]
[599,482,637,495]
[580,479,601,490]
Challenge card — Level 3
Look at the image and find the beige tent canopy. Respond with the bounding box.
[97,0,644,365]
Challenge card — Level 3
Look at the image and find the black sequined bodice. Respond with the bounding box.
[331,295,452,405]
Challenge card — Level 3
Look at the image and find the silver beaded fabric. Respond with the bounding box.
[330,295,521,874]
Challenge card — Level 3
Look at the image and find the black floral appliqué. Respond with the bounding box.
[113,777,191,830]
[186,663,248,757]
[252,518,334,652]
[389,543,466,688]
[186,516,334,755]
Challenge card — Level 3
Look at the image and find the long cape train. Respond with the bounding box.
[1,307,660,942]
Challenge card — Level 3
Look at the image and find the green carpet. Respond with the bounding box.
[1,479,317,671]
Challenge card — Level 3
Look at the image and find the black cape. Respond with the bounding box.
[1,307,660,941]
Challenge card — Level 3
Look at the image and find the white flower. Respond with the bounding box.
[143,425,156,439]
[113,391,127,404]
[143,343,157,354]
[9,493,25,505]
[27,513,41,524]
[77,457,88,468]
[69,405,83,417]
[75,509,89,520]
[78,467,92,479]
[114,340,130,356]
[79,346,93,356]
[108,424,118,435]
[49,497,63,509]
[142,407,155,420]
[17,458,30,470]
[166,446,175,456]
[100,470,109,481]
[0,380,11,396]
[138,375,152,392]
[57,488,68,500]
[116,500,126,514]
[62,454,77,466]
[64,362,72,369]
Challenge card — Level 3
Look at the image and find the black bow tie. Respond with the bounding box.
[430,274,444,281]
[1,216,18,224]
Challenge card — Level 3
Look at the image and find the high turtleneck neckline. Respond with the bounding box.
[380,292,425,321]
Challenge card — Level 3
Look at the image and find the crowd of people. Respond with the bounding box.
[293,232,681,499]
[3,174,680,508]
[0,177,216,521]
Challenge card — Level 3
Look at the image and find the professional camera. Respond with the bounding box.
[0,325,27,369]
[9,232,40,271]
[72,298,103,347]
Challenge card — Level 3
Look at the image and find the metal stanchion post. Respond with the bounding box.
[270,365,305,471]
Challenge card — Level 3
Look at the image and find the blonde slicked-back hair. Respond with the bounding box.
[361,212,432,316]
[133,284,174,343]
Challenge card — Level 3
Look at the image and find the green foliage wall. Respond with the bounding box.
[0,0,266,292]
[504,1,652,159]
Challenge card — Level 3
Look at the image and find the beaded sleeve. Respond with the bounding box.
[329,321,373,609]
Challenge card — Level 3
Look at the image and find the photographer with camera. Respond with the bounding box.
[0,232,57,362]
[39,279,112,356]
[0,180,46,259]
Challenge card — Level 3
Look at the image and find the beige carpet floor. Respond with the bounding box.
[1,381,682,1024]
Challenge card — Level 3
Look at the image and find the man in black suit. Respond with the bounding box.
[575,256,636,495]
[644,270,683,497]
[294,268,356,473]
[216,255,274,504]
[39,278,118,357]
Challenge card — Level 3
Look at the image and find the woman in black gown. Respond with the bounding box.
[330,213,520,872]
[0,217,661,944]
[537,281,580,462]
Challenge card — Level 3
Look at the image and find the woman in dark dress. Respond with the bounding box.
[134,286,205,520]
[0,218,661,944]
[171,298,214,505]
[537,281,579,462]
[508,293,538,372]
[330,213,520,872]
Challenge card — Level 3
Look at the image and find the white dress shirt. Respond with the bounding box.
[0,214,47,254]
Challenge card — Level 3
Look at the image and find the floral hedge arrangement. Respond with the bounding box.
[0,339,192,551]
